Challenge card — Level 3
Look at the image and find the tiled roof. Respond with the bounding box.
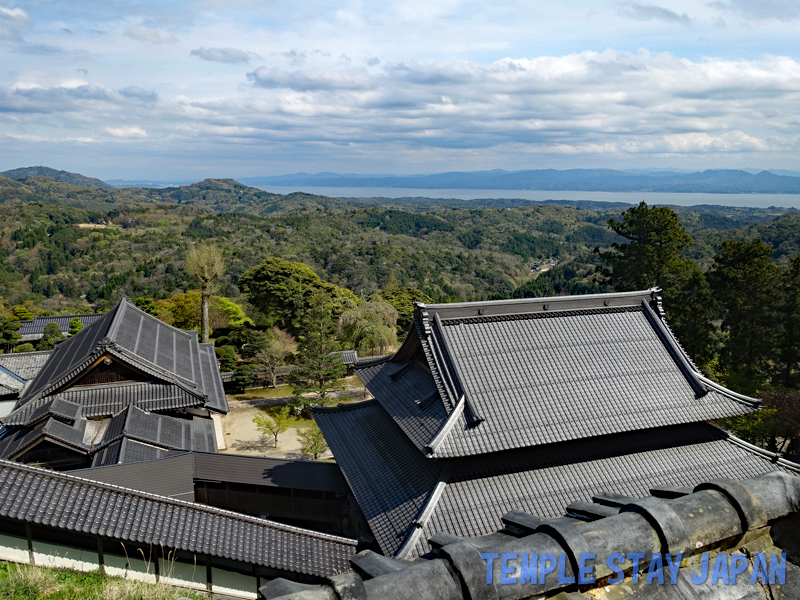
[0,351,51,381]
[2,381,204,425]
[18,298,227,414]
[0,416,89,460]
[357,289,758,458]
[0,367,25,396]
[313,400,445,557]
[315,399,797,559]
[91,438,170,467]
[0,458,357,577]
[16,313,104,337]
[260,470,800,599]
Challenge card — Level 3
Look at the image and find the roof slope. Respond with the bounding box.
[315,399,797,559]
[18,298,227,414]
[313,400,445,557]
[0,458,357,577]
[357,289,758,458]
[0,351,51,381]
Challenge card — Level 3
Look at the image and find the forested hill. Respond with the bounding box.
[1,166,114,189]
[0,172,797,318]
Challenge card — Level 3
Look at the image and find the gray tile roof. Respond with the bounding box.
[0,458,357,577]
[315,399,797,559]
[0,351,51,381]
[16,313,104,337]
[18,298,227,414]
[260,470,800,600]
[355,356,447,452]
[412,424,799,557]
[313,400,445,557]
[0,416,89,460]
[2,382,204,425]
[358,290,759,458]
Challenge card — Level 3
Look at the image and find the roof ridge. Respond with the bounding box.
[0,457,358,545]
[420,288,658,310]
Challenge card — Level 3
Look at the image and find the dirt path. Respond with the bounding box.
[219,402,333,460]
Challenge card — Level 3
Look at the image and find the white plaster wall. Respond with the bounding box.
[0,532,29,564]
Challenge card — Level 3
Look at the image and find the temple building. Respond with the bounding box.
[0,297,227,470]
[314,289,800,558]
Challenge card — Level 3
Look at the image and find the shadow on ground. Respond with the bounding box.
[231,436,275,452]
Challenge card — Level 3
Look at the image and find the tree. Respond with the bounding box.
[10,305,32,321]
[253,329,296,388]
[216,345,237,371]
[298,423,329,460]
[68,317,84,336]
[661,264,718,367]
[287,293,347,409]
[239,257,359,334]
[708,239,781,385]
[155,291,251,332]
[133,297,157,315]
[776,254,800,387]
[36,322,65,351]
[0,317,21,352]
[253,406,292,447]
[380,287,433,332]
[720,388,799,453]
[595,202,692,291]
[339,298,398,355]
[14,343,35,353]
[234,364,255,390]
[185,243,225,343]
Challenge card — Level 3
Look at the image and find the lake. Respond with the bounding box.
[257,186,800,209]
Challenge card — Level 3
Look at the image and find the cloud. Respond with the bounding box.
[718,0,800,20]
[618,3,691,24]
[0,6,30,28]
[125,25,177,44]
[119,86,158,103]
[364,56,381,67]
[247,67,374,91]
[0,26,22,41]
[191,47,258,64]
[104,125,148,138]
[282,50,306,67]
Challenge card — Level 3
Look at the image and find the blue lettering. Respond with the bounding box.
[750,553,768,584]
[710,553,729,584]
[578,553,595,584]
[557,553,575,585]
[769,553,786,585]
[607,553,625,585]
[520,553,538,584]
[627,553,645,584]
[664,553,683,584]
[692,553,709,584]
[646,554,664,584]
[730,554,747,584]
[481,553,499,584]
[539,554,557,585]
[500,553,517,585]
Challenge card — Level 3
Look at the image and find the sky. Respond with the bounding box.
[1,1,799,181]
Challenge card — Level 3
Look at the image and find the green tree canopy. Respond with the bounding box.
[708,239,781,384]
[339,298,398,356]
[154,291,251,332]
[68,317,84,336]
[10,305,33,321]
[777,254,800,387]
[0,317,21,352]
[298,423,329,460]
[36,322,65,351]
[185,242,225,343]
[380,287,433,332]
[595,201,692,291]
[287,293,347,408]
[253,406,292,448]
[239,257,359,333]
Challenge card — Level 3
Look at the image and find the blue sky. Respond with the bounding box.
[1,1,799,180]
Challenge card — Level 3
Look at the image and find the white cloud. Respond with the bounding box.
[191,47,258,64]
[0,7,30,28]
[0,26,22,40]
[118,86,158,102]
[125,25,177,44]
[103,125,148,138]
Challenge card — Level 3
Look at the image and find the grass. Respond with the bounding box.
[0,562,206,600]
